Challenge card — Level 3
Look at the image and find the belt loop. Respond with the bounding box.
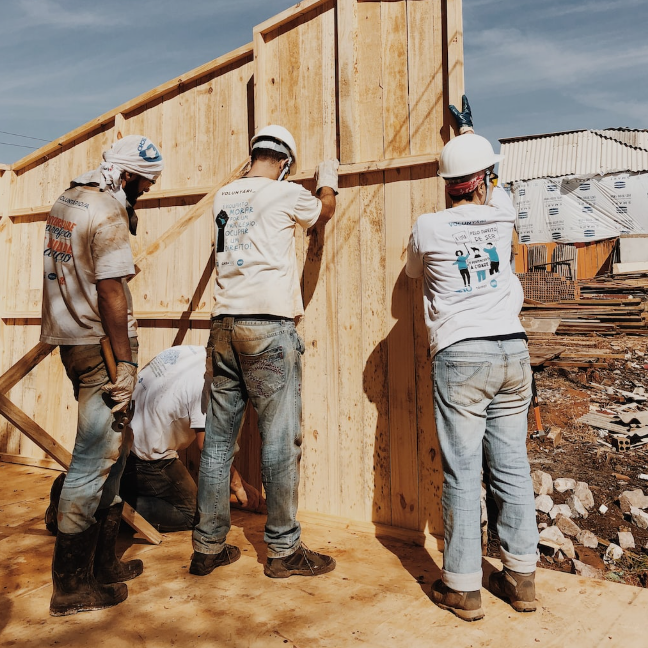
[222,316,235,331]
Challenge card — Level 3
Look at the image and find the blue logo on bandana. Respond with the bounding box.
[138,138,162,163]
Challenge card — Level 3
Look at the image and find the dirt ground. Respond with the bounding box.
[487,333,648,587]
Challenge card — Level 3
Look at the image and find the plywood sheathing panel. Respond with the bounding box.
[0,0,461,538]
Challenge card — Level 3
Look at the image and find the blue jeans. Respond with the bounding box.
[193,317,304,558]
[120,453,197,532]
[57,339,138,534]
[433,338,539,591]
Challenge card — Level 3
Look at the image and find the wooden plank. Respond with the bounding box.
[384,167,418,530]
[381,0,410,159]
[337,0,359,163]
[0,452,62,471]
[0,342,54,394]
[12,43,254,172]
[255,0,330,35]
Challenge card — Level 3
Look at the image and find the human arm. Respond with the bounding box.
[194,430,205,452]
[317,186,336,223]
[314,159,339,224]
[97,278,133,362]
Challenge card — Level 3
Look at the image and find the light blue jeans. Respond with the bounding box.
[57,339,138,534]
[433,338,539,592]
[193,317,304,558]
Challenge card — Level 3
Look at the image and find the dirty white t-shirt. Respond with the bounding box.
[40,178,137,345]
[130,346,207,461]
[406,186,525,356]
[212,177,322,318]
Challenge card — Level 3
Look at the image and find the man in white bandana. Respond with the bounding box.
[40,135,163,617]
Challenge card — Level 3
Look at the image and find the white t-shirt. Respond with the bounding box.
[40,176,137,345]
[130,345,208,461]
[211,177,322,318]
[406,186,525,356]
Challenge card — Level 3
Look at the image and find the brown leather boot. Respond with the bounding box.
[489,567,536,612]
[430,579,484,621]
[50,522,127,616]
[264,543,336,579]
[94,502,143,584]
[189,545,241,576]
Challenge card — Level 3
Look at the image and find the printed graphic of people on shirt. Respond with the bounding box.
[469,247,488,282]
[484,242,500,275]
[454,250,471,286]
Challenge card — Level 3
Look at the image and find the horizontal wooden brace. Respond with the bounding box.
[255,0,331,35]
[8,152,441,221]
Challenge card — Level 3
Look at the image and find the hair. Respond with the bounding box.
[455,250,463,256]
[251,147,288,164]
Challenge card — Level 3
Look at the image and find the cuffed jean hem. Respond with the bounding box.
[443,568,483,592]
[267,538,301,560]
[192,535,226,555]
[501,547,539,574]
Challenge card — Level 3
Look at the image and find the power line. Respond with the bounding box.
[0,141,38,149]
[0,129,50,142]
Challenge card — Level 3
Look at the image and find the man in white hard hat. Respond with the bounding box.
[406,98,538,621]
[191,125,338,579]
[40,135,163,616]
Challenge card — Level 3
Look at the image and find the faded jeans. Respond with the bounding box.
[433,338,539,592]
[120,453,197,532]
[57,339,138,534]
[193,317,304,558]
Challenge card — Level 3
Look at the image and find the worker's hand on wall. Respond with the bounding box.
[102,362,138,413]
[449,95,474,134]
[316,159,339,195]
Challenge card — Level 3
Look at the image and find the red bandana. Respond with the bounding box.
[446,174,484,196]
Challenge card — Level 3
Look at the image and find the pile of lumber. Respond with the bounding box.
[521,274,648,336]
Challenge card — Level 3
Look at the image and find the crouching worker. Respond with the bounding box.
[406,97,538,621]
[46,345,265,534]
[40,135,163,616]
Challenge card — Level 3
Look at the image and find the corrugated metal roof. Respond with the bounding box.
[498,128,648,183]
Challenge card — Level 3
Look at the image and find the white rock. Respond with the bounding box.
[560,538,576,559]
[538,522,548,530]
[567,495,589,519]
[605,543,624,562]
[618,531,635,550]
[620,489,648,513]
[556,515,581,537]
[540,526,566,545]
[577,530,599,549]
[638,474,648,481]
[599,504,608,514]
[550,504,572,520]
[630,507,648,530]
[535,494,554,513]
[554,478,576,493]
[573,559,603,579]
[532,470,554,496]
[574,482,595,510]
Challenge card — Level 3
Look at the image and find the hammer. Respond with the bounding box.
[100,336,134,431]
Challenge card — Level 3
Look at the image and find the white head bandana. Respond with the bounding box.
[71,135,164,207]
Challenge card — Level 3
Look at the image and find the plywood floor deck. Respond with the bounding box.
[1,462,646,648]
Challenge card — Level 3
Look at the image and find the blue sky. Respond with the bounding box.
[1,0,646,164]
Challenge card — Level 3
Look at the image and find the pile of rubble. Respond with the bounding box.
[533,470,648,580]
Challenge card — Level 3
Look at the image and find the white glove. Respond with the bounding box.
[315,159,339,195]
[102,362,137,413]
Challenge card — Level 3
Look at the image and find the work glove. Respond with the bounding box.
[449,94,474,134]
[102,362,138,413]
[315,159,339,195]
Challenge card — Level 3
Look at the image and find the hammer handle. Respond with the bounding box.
[100,336,118,383]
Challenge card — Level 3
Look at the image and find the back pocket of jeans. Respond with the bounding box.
[446,361,491,406]
[239,347,286,398]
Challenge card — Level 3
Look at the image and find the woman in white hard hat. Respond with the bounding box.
[406,97,538,622]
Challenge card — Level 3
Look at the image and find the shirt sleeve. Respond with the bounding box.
[406,223,423,278]
[91,205,135,281]
[488,186,516,221]
[292,185,322,230]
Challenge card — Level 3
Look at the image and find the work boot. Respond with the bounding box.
[45,472,66,535]
[94,502,143,584]
[264,543,336,579]
[489,567,537,612]
[189,545,241,576]
[50,522,128,617]
[430,579,484,622]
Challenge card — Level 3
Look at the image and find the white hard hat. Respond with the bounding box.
[438,133,503,179]
[250,125,298,166]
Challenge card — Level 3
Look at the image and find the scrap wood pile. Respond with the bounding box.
[521,272,648,337]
